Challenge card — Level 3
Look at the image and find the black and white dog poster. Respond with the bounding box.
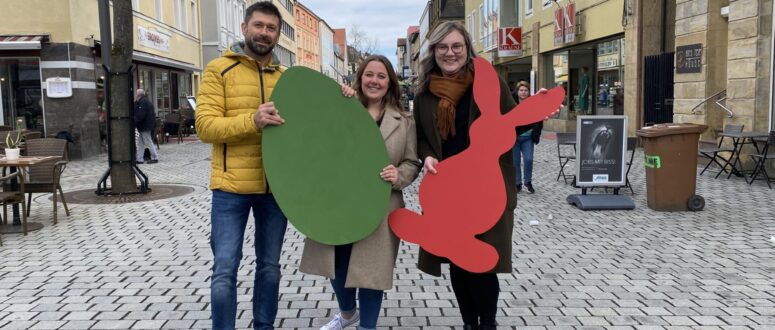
[576,116,627,187]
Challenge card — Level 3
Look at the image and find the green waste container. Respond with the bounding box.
[636,123,708,211]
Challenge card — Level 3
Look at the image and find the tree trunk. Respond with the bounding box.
[108,0,138,193]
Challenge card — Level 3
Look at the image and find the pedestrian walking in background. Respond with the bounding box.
[300,55,420,330]
[195,2,288,329]
[133,88,158,164]
[512,81,544,193]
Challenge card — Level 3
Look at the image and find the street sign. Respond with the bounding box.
[497,27,522,57]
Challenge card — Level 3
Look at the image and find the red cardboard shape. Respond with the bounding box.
[389,57,565,273]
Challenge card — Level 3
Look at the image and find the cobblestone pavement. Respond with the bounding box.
[0,135,773,330]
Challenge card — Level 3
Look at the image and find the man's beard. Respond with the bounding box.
[246,37,275,57]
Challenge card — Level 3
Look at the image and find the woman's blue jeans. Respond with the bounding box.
[331,244,384,330]
[210,190,288,330]
[512,135,535,185]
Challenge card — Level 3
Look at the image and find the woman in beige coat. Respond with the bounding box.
[300,55,420,330]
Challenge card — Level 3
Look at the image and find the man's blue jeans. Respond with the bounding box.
[512,135,535,185]
[210,190,288,330]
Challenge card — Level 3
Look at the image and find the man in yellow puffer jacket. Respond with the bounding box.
[195,2,288,329]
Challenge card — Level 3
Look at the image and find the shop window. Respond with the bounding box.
[545,51,570,120]
[0,58,44,132]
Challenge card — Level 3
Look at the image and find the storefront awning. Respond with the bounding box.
[0,35,48,50]
[132,51,202,72]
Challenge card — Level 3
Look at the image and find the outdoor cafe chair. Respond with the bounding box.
[623,137,637,194]
[163,112,184,144]
[22,138,70,224]
[0,171,27,235]
[699,124,743,177]
[748,131,775,189]
[556,132,577,184]
[591,137,638,195]
[179,109,195,136]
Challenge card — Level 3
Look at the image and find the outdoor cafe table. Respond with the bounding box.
[0,155,60,234]
[717,131,770,180]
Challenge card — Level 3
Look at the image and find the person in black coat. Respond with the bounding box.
[134,89,158,164]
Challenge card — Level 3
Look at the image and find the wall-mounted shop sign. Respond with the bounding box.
[554,8,564,46]
[675,43,702,74]
[138,26,170,52]
[498,27,523,57]
[564,3,576,43]
[597,53,619,70]
[45,77,72,98]
[554,4,578,46]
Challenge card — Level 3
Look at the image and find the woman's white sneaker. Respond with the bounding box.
[320,311,360,330]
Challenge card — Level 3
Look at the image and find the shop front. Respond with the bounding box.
[0,57,44,131]
[0,36,48,133]
[542,36,625,132]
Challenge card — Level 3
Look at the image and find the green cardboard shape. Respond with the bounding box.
[265,67,391,245]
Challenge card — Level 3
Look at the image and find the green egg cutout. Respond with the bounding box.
[265,66,391,245]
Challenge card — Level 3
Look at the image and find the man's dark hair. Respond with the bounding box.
[244,1,283,25]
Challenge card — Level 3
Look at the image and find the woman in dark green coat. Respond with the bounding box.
[412,21,535,330]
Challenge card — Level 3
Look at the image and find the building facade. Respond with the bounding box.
[407,26,421,82]
[319,21,339,82]
[294,2,320,71]
[477,0,625,133]
[262,0,297,67]
[430,0,466,36]
[419,3,431,64]
[0,0,202,158]
[333,29,350,83]
[201,0,246,66]
[396,38,407,78]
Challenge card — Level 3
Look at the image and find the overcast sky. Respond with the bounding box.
[300,1,428,71]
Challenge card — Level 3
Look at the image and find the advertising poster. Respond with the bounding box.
[576,116,627,187]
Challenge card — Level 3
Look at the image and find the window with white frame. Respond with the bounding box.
[174,0,183,30]
[479,4,484,45]
[155,0,163,20]
[525,0,533,16]
[466,10,476,33]
[190,0,198,36]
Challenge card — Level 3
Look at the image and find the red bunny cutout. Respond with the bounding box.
[389,57,565,273]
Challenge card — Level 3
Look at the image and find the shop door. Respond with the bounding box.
[643,52,674,125]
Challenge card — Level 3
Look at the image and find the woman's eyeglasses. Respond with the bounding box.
[435,43,465,54]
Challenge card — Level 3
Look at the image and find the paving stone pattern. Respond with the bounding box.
[0,135,773,329]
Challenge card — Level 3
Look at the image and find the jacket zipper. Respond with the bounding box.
[257,60,265,103]
[257,60,267,190]
[222,144,228,172]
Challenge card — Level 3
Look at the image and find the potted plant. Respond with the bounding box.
[4,130,22,160]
